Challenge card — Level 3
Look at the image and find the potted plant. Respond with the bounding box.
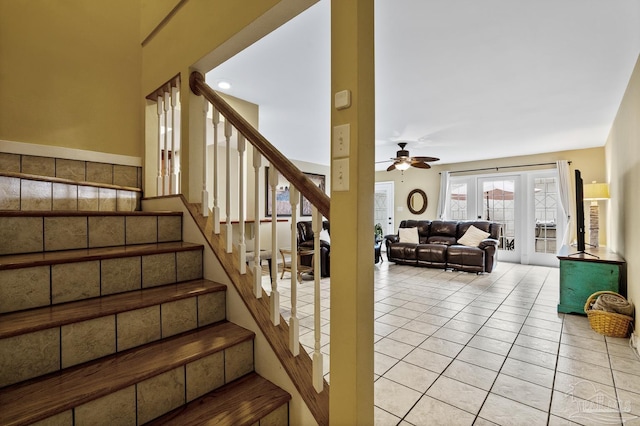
[374,223,384,242]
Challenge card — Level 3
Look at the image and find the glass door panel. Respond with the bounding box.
[449,182,468,220]
[374,182,395,236]
[479,177,520,262]
[529,172,561,266]
[534,177,558,254]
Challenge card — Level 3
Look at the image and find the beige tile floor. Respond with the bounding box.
[265,259,640,425]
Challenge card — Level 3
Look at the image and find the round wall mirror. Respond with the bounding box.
[407,189,428,214]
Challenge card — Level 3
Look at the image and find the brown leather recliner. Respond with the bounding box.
[385,220,502,273]
[296,221,330,277]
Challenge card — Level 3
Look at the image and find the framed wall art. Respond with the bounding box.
[264,168,326,217]
[300,172,326,216]
[265,167,292,217]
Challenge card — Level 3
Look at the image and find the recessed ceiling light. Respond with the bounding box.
[217,80,232,90]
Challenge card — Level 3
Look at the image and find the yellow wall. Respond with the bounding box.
[140,0,181,43]
[329,0,375,424]
[605,55,640,329]
[140,0,280,95]
[376,147,607,243]
[0,0,142,157]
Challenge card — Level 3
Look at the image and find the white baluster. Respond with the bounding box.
[312,207,324,392]
[269,165,280,326]
[211,108,221,234]
[170,85,179,194]
[163,91,170,195]
[156,94,163,195]
[225,119,233,253]
[201,101,209,217]
[289,186,300,356]
[253,148,262,298]
[238,133,246,274]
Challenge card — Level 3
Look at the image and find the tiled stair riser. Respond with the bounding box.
[0,249,203,313]
[0,152,141,188]
[0,291,227,387]
[0,214,182,256]
[0,175,140,212]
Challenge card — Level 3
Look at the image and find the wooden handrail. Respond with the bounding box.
[146,74,180,101]
[190,71,330,220]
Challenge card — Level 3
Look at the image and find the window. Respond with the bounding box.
[449,183,467,220]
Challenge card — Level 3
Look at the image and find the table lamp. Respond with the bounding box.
[583,181,609,247]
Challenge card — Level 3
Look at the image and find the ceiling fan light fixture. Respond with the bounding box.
[384,142,439,172]
[395,161,411,171]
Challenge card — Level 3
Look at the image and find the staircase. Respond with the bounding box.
[0,169,290,425]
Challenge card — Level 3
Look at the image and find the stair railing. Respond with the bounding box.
[147,75,181,196]
[190,71,330,394]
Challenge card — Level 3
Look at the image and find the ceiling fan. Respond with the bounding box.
[385,142,440,171]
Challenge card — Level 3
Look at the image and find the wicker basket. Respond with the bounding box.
[584,291,634,338]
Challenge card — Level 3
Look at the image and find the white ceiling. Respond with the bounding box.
[206,0,640,171]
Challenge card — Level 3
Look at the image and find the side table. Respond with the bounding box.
[279,247,314,282]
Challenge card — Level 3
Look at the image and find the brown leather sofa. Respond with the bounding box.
[297,221,330,277]
[385,220,502,273]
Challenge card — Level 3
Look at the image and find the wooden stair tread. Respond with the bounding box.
[146,372,291,426]
[0,241,203,270]
[0,279,226,338]
[0,321,254,426]
[0,210,182,217]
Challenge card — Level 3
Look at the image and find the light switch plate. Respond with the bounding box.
[333,124,350,158]
[332,158,349,191]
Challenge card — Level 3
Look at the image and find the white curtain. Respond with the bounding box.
[556,160,573,248]
[437,171,450,220]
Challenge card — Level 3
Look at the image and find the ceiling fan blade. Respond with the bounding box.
[411,161,431,169]
[412,156,440,162]
[386,163,397,171]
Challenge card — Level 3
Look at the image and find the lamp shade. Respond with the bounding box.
[583,182,610,200]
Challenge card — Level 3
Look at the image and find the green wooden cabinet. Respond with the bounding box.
[557,247,627,315]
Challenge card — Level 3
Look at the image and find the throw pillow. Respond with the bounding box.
[398,227,419,244]
[457,225,490,247]
[319,229,331,244]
